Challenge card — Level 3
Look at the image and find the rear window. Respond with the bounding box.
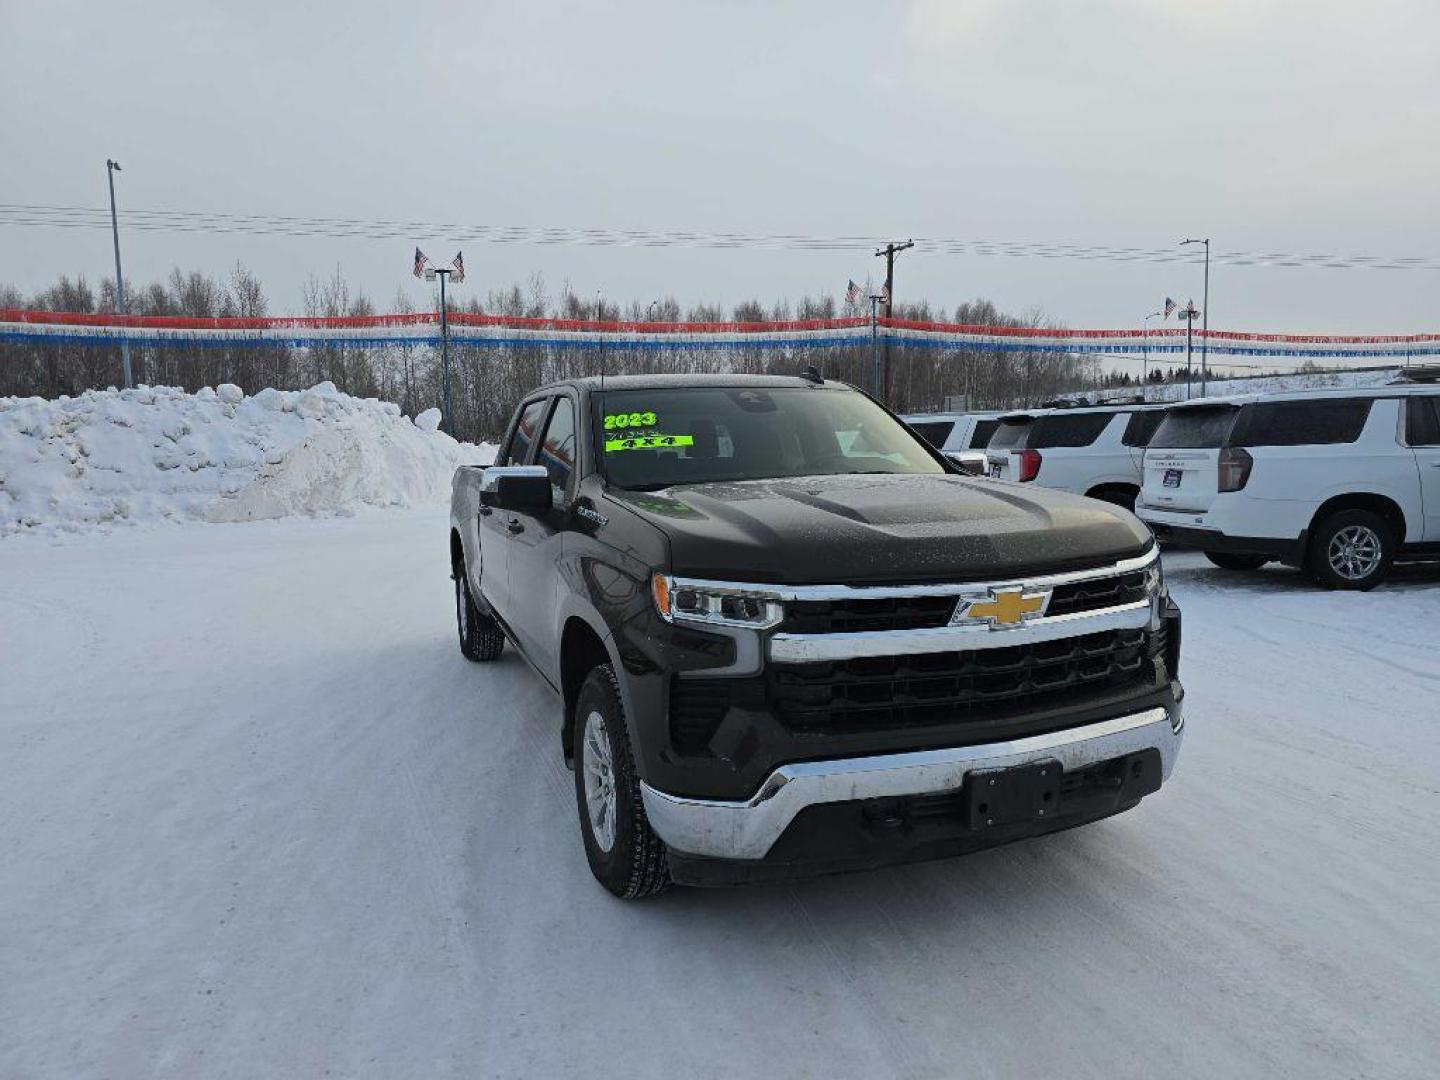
[988,418,1033,450]
[968,419,1000,449]
[1148,406,1238,450]
[1407,396,1440,447]
[1230,398,1374,447]
[1027,411,1114,449]
[1122,410,1167,448]
[908,420,954,449]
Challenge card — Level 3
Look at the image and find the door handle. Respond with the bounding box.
[506,518,525,534]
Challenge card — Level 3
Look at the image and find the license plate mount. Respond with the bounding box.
[966,759,1062,829]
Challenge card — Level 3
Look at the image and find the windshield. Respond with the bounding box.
[595,387,945,489]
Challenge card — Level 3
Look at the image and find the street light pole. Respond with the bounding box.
[1182,238,1210,396]
[432,267,454,431]
[106,159,133,389]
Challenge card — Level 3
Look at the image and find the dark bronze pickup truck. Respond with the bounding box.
[449,374,1184,897]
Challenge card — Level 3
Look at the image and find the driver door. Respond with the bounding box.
[505,394,578,679]
[478,396,549,625]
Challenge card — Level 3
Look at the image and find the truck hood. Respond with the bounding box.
[606,473,1152,584]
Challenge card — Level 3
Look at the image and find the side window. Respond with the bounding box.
[1028,412,1114,449]
[1122,411,1166,447]
[968,419,1000,449]
[1407,396,1440,447]
[1230,398,1374,448]
[536,396,577,500]
[501,398,550,466]
[908,421,954,449]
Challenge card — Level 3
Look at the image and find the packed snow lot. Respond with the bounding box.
[2,516,1438,1080]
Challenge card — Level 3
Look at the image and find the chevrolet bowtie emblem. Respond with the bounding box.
[952,587,1051,629]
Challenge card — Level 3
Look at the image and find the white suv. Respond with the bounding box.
[902,411,1005,474]
[1138,385,1440,589]
[984,405,1168,511]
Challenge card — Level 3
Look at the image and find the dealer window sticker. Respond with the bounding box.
[604,434,695,452]
[602,407,694,452]
[603,411,658,430]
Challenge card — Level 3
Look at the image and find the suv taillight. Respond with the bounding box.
[1013,448,1042,482]
[1218,447,1253,492]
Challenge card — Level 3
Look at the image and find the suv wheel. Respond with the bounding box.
[1309,510,1394,591]
[1204,552,1270,572]
[455,561,505,661]
[574,664,671,898]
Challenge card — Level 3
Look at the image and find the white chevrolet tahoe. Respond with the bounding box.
[984,406,1169,510]
[902,411,1005,474]
[1138,385,1440,589]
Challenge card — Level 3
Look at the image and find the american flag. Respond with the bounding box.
[413,248,429,279]
[845,279,861,304]
[880,282,890,305]
[1163,296,1176,319]
[451,251,465,282]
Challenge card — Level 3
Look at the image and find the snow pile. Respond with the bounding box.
[0,382,496,534]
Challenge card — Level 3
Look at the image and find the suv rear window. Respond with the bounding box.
[1122,410,1166,447]
[1406,396,1440,447]
[1027,411,1114,449]
[988,418,1033,450]
[908,420,954,449]
[968,419,1000,449]
[1148,405,1238,449]
[1230,398,1374,447]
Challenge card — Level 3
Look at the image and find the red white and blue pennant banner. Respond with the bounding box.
[1,310,1436,359]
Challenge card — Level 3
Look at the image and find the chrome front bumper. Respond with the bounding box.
[641,705,1183,861]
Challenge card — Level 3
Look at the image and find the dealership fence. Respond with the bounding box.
[3,309,1439,360]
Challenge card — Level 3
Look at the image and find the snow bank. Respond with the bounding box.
[0,383,496,535]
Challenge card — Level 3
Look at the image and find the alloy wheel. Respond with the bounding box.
[581,710,617,852]
[1327,524,1382,581]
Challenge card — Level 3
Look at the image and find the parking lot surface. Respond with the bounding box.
[2,512,1436,1079]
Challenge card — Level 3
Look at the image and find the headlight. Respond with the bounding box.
[652,574,784,630]
[1144,558,1164,597]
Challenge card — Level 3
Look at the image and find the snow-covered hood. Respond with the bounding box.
[608,472,1153,584]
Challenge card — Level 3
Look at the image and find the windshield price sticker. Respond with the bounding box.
[603,411,658,430]
[604,434,694,452]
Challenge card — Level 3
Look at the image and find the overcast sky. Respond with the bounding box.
[2,0,1437,336]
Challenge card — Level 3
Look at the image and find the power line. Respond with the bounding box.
[1,203,1437,272]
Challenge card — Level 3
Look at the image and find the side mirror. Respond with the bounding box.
[945,451,986,476]
[480,465,553,514]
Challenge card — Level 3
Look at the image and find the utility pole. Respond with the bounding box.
[1178,300,1200,400]
[1182,238,1210,396]
[868,293,883,398]
[106,159,133,389]
[874,239,914,403]
[1143,309,1163,390]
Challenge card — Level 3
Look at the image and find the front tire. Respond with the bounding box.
[1204,551,1271,571]
[455,562,504,661]
[574,664,671,899]
[1308,510,1394,591]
